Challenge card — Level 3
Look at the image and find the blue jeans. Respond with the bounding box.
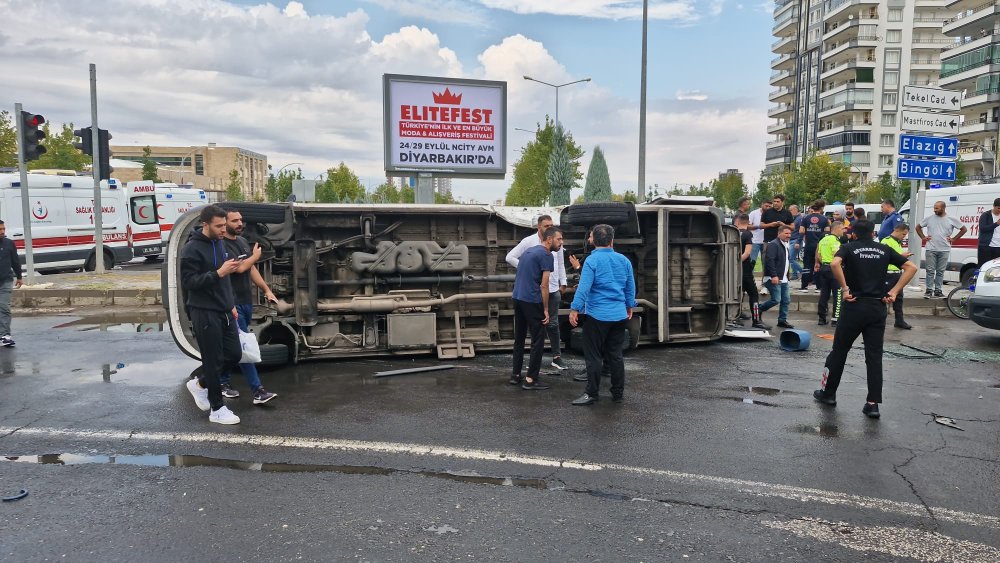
[221,303,262,392]
[789,242,803,277]
[750,243,764,266]
[760,280,791,322]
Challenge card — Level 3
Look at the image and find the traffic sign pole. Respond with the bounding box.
[90,63,105,275]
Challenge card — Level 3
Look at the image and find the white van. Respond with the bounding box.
[900,183,996,286]
[0,173,133,271]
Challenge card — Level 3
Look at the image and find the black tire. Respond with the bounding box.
[946,287,972,319]
[84,250,114,272]
[959,267,976,289]
[259,343,290,367]
[218,202,286,224]
[565,202,632,226]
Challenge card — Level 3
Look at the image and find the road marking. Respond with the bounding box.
[2,425,998,532]
[763,519,1000,562]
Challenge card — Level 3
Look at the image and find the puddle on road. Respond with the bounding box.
[1,453,548,490]
[52,313,166,332]
[789,424,840,438]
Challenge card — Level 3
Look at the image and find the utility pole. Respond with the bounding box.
[638,0,649,201]
[90,64,105,274]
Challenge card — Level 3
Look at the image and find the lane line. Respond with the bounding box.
[2,425,997,531]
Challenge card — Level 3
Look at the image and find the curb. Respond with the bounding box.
[13,289,161,308]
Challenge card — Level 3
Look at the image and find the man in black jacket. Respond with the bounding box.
[182,205,242,425]
[759,226,794,328]
[978,197,1000,266]
[0,220,23,347]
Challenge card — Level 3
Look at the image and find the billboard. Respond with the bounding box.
[383,74,507,179]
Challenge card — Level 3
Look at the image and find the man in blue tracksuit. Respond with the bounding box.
[569,224,637,405]
[877,199,905,241]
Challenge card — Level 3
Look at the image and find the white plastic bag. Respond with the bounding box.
[238,329,261,364]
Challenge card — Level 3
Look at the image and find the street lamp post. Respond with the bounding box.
[272,162,303,177]
[522,76,591,127]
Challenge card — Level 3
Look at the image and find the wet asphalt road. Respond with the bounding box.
[1,310,999,562]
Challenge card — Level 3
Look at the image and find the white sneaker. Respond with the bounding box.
[209,405,240,425]
[759,286,769,295]
[186,378,210,412]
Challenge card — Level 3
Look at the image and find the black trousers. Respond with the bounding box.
[583,317,627,398]
[741,269,758,305]
[189,306,242,411]
[817,265,836,319]
[801,245,817,288]
[885,272,904,322]
[512,298,546,379]
[822,299,887,403]
[978,245,1000,267]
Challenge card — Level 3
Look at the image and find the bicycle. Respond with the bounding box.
[946,269,978,320]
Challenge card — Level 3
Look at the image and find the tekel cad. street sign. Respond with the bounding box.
[898,134,958,159]
[901,109,960,136]
[902,85,961,112]
[897,158,956,182]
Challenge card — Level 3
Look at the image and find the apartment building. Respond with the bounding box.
[766,0,951,181]
[940,0,1000,182]
[110,144,268,200]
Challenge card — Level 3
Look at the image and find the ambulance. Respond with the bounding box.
[152,183,206,248]
[124,181,167,258]
[900,183,996,287]
[0,173,133,271]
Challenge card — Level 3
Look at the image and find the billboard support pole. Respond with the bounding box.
[416,173,434,204]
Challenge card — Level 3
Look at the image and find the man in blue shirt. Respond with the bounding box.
[877,199,905,241]
[568,224,637,405]
[510,226,563,390]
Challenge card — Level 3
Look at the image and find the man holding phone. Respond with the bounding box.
[182,205,243,424]
[220,209,278,405]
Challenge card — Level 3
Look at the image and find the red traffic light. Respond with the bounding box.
[26,114,44,127]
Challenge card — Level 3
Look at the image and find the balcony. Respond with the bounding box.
[941,35,996,58]
[823,36,879,60]
[913,14,946,27]
[770,69,795,87]
[817,122,873,138]
[959,116,1000,136]
[772,34,798,54]
[956,145,996,165]
[943,0,1000,36]
[774,0,796,16]
[767,137,791,148]
[821,56,876,80]
[769,103,794,118]
[773,8,800,36]
[909,58,941,71]
[818,86,874,118]
[961,88,1000,108]
[911,37,958,49]
[768,120,794,134]
[765,142,795,162]
[771,52,796,71]
[769,87,794,103]
[822,18,875,43]
[824,0,879,21]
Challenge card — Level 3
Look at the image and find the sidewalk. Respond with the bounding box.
[13,270,161,309]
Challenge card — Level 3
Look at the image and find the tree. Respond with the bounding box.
[371,181,401,204]
[318,162,365,203]
[583,146,613,202]
[224,169,243,202]
[435,190,456,204]
[711,173,748,211]
[781,150,853,206]
[27,123,90,171]
[266,167,302,202]
[620,190,638,203]
[505,117,585,206]
[953,156,968,186]
[546,124,575,205]
[0,111,16,167]
[753,172,778,207]
[141,146,160,182]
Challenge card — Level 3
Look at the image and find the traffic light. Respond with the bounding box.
[97,128,112,181]
[19,111,47,161]
[73,126,93,156]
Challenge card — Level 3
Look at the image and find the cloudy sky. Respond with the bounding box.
[0,0,774,201]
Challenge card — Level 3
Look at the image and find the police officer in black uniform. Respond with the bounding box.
[813,220,917,419]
